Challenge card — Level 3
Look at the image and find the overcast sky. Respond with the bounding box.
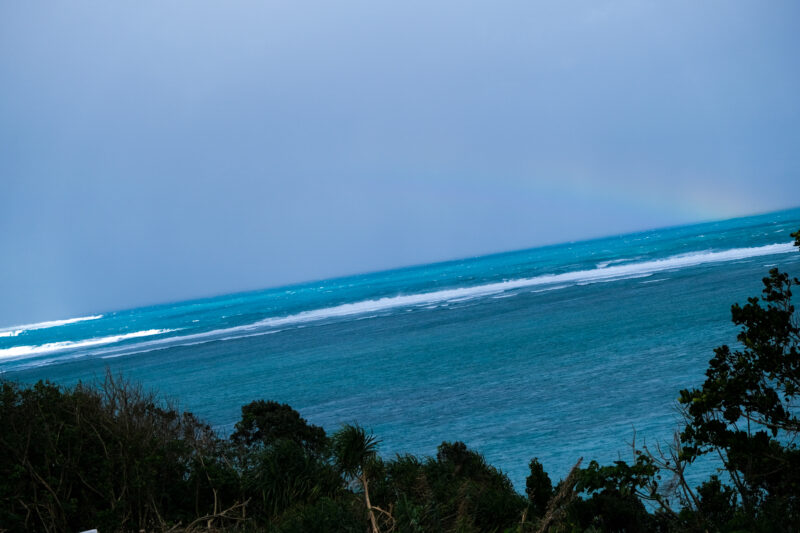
[1,1,799,326]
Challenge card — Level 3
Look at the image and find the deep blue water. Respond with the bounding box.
[2,207,800,488]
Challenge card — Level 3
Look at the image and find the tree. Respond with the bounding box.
[231,399,327,454]
[678,230,800,529]
[426,441,527,532]
[241,439,342,523]
[231,402,341,524]
[332,424,382,533]
[0,372,222,532]
[569,456,660,532]
[526,458,553,518]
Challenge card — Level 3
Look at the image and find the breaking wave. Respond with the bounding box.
[92,241,795,360]
[242,242,794,329]
[4,241,794,364]
[0,329,175,360]
[0,314,103,338]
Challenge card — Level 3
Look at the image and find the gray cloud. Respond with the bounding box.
[1,1,799,325]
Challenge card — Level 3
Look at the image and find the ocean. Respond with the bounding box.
[2,207,800,488]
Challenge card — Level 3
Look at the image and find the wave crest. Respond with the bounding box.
[0,329,175,360]
[249,242,794,328]
[7,241,795,364]
[0,314,104,337]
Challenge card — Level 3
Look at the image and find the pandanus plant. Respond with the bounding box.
[332,424,382,533]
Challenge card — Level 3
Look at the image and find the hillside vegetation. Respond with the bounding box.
[2,231,799,532]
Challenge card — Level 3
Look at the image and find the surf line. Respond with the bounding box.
[247,242,795,329]
[0,329,176,360]
[26,241,796,363]
[0,314,104,337]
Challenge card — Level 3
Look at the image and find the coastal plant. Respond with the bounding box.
[231,399,327,455]
[677,231,800,530]
[427,441,527,532]
[366,441,527,532]
[271,496,364,533]
[0,372,222,532]
[332,424,384,533]
[566,456,661,531]
[2,229,799,532]
[525,457,554,518]
[240,438,342,523]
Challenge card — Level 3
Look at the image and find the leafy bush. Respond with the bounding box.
[1,229,798,532]
[0,373,218,532]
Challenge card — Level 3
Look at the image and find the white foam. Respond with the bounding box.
[23,241,796,363]
[0,329,175,360]
[100,329,284,360]
[596,257,640,269]
[90,324,265,358]
[531,285,570,293]
[240,242,795,329]
[447,295,482,303]
[0,314,103,337]
[576,273,653,285]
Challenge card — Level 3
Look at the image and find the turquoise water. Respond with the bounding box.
[2,207,800,488]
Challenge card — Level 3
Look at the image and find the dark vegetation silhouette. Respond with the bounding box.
[1,230,799,532]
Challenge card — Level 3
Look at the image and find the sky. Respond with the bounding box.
[1,1,799,326]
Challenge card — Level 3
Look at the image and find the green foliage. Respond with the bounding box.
[1,229,799,531]
[691,476,740,529]
[525,457,553,517]
[567,457,660,532]
[367,441,526,532]
[575,455,658,498]
[231,399,327,454]
[272,497,364,533]
[332,423,380,479]
[429,441,527,532]
[242,439,343,522]
[0,373,219,532]
[679,264,800,528]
